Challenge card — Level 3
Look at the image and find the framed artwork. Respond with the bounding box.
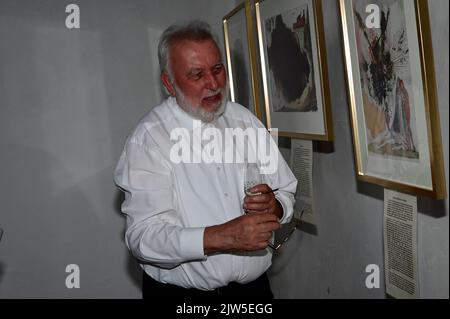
[223,0,263,119]
[339,0,446,199]
[255,0,333,140]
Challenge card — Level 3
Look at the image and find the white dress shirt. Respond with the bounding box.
[114,97,297,290]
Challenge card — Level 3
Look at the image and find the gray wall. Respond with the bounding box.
[0,0,448,299]
[0,0,235,298]
[268,0,449,299]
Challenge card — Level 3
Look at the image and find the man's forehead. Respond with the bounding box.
[172,39,220,55]
[171,39,222,67]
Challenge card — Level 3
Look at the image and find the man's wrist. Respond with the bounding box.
[204,224,230,255]
[274,199,284,220]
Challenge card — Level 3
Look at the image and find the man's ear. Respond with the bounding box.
[161,72,176,96]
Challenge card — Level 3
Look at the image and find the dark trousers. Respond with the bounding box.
[142,271,274,300]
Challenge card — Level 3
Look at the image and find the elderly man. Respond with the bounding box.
[114,20,297,299]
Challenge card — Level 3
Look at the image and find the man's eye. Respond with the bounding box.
[213,65,224,74]
[190,72,202,80]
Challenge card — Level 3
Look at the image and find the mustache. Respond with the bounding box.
[203,88,224,99]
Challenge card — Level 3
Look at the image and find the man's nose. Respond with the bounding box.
[205,73,219,90]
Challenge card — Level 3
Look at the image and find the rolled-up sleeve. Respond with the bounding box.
[114,140,206,269]
[250,114,298,225]
[272,154,297,225]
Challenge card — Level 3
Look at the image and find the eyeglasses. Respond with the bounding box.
[267,209,304,251]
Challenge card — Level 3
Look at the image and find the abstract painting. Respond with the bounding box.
[223,1,262,119]
[353,0,419,160]
[265,4,317,112]
[340,0,446,198]
[256,0,333,141]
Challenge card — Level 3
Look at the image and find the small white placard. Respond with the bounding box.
[384,189,419,299]
[290,139,314,224]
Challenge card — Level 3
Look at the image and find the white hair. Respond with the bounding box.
[158,20,221,76]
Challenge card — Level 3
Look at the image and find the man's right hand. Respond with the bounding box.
[203,213,280,255]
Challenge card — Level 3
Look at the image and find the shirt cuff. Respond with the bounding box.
[275,193,293,224]
[180,227,207,261]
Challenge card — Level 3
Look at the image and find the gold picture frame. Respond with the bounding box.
[339,0,446,199]
[223,0,263,120]
[255,0,333,141]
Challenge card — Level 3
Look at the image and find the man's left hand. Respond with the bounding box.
[243,184,283,219]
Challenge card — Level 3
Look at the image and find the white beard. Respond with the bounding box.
[173,82,229,123]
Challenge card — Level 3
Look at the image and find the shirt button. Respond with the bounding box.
[224,193,228,197]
